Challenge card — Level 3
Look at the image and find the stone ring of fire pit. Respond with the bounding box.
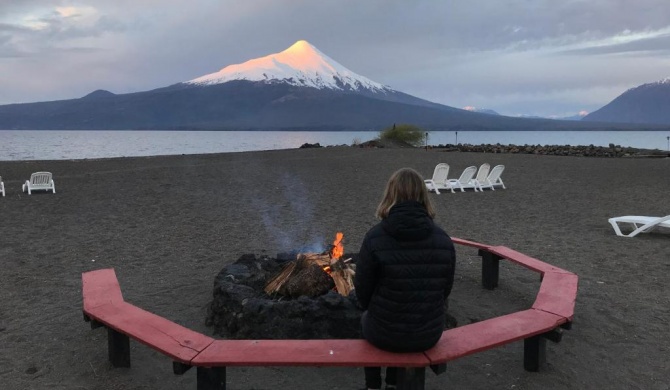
[205,252,364,340]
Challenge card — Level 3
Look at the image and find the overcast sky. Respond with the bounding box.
[1,0,669,117]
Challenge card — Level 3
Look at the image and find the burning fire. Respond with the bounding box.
[264,231,355,297]
[330,232,344,259]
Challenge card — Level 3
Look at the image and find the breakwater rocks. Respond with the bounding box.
[300,140,668,157]
[431,143,669,158]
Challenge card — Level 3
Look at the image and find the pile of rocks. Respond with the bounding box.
[431,143,669,158]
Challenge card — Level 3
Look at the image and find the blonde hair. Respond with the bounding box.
[375,168,435,219]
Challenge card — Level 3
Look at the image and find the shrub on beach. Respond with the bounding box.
[378,123,427,147]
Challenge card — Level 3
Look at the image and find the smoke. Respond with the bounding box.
[253,171,327,253]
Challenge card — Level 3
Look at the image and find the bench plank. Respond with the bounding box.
[424,309,564,365]
[82,269,124,311]
[192,339,430,367]
[451,237,491,251]
[487,246,571,274]
[532,272,578,321]
[85,301,214,364]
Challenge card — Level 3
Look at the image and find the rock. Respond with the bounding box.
[299,142,322,148]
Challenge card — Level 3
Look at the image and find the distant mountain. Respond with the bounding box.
[0,40,667,131]
[583,78,670,124]
[556,111,589,121]
[463,106,500,116]
[82,89,116,99]
[559,114,585,121]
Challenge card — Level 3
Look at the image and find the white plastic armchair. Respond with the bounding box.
[424,163,451,194]
[608,215,670,238]
[22,172,56,195]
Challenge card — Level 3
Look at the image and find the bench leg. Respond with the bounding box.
[523,334,547,372]
[83,312,104,329]
[430,363,447,375]
[396,367,426,390]
[173,362,193,375]
[108,328,130,368]
[197,367,226,390]
[479,250,500,290]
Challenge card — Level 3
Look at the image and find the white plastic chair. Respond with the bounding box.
[0,176,4,197]
[424,163,451,194]
[608,215,670,237]
[446,165,479,193]
[479,164,506,190]
[22,172,56,195]
[472,163,490,191]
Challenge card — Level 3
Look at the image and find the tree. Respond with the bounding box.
[378,123,426,147]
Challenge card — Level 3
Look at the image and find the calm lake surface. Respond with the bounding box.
[1,130,669,161]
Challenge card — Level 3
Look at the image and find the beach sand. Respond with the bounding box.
[0,147,668,390]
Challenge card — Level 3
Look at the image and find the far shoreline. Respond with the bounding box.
[3,129,668,161]
[1,141,668,164]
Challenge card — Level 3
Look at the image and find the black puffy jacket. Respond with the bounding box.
[354,201,456,352]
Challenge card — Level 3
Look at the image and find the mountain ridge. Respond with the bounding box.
[583,78,670,124]
[1,40,668,131]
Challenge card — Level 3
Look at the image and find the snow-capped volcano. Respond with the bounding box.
[186,40,391,93]
[6,39,649,131]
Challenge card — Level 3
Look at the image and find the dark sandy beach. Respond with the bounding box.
[1,147,668,390]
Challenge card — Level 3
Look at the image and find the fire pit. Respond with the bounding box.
[206,232,457,340]
[206,233,363,339]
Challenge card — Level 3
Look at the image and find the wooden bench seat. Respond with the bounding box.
[82,237,578,390]
[487,246,570,274]
[192,339,429,367]
[83,269,214,366]
[424,309,564,364]
[82,268,124,310]
[532,272,578,320]
[86,301,214,364]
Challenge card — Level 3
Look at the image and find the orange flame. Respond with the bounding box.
[331,232,344,259]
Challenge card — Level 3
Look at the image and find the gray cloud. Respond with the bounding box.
[1,0,670,116]
[559,33,670,56]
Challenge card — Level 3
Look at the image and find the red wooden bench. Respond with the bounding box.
[82,269,215,368]
[82,239,577,390]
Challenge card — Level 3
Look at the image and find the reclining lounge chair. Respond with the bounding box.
[479,164,506,191]
[425,163,451,194]
[608,215,670,238]
[446,165,479,193]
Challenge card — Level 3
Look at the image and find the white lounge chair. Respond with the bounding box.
[0,176,4,197]
[479,164,506,190]
[22,172,56,195]
[425,163,451,194]
[446,165,479,193]
[608,215,670,238]
[472,163,491,191]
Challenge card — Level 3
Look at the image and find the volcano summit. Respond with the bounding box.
[187,40,391,94]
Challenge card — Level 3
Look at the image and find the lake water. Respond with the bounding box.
[1,130,669,161]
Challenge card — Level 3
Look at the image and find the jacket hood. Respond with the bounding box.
[381,201,434,241]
